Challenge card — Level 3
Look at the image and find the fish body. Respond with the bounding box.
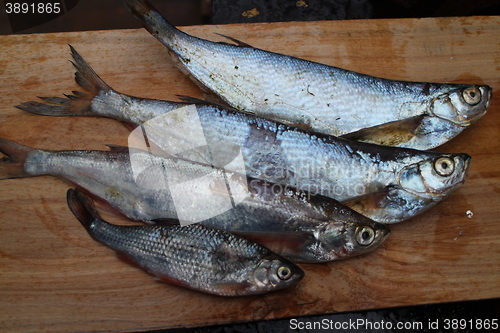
[203,179,390,262]
[0,138,390,262]
[66,189,303,296]
[17,47,471,223]
[121,0,492,150]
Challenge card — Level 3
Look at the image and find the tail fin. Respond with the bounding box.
[122,0,184,44]
[66,188,102,233]
[15,45,111,117]
[122,0,156,18]
[69,45,110,94]
[0,138,36,179]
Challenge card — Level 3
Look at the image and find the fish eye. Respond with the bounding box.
[434,157,455,176]
[356,226,375,246]
[277,266,292,280]
[462,87,481,105]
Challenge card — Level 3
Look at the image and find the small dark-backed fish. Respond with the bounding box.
[0,138,389,262]
[121,0,491,150]
[203,179,390,263]
[17,46,471,223]
[66,189,303,296]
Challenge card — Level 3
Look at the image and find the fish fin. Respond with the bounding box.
[116,248,190,290]
[15,45,111,118]
[66,188,102,233]
[176,94,237,111]
[176,95,213,105]
[212,281,253,295]
[116,251,183,287]
[201,93,233,107]
[214,33,253,48]
[115,251,144,269]
[106,142,171,158]
[342,187,433,224]
[343,190,389,212]
[122,0,180,40]
[105,144,130,152]
[0,138,37,179]
[155,274,190,288]
[106,143,164,158]
[151,218,181,226]
[340,116,424,146]
[68,45,111,94]
[122,122,139,131]
[233,231,315,252]
[122,0,156,21]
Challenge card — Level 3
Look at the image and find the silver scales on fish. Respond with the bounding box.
[4,0,491,295]
[18,46,472,224]
[120,0,491,151]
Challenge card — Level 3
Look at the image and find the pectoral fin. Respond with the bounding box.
[176,94,236,111]
[342,187,435,224]
[233,231,315,253]
[212,281,253,294]
[341,116,425,146]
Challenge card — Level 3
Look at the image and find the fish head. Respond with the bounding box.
[398,153,471,199]
[430,85,492,126]
[316,219,390,259]
[249,254,304,293]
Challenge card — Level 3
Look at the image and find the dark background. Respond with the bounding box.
[1,0,500,34]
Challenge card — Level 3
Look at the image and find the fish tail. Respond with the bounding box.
[15,45,111,117]
[122,0,183,44]
[66,189,102,233]
[68,45,111,95]
[0,138,36,179]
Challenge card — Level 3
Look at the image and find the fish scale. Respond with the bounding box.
[121,0,491,150]
[16,46,471,223]
[93,223,255,277]
[67,189,303,296]
[0,137,390,262]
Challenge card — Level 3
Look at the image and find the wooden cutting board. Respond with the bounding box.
[0,15,499,332]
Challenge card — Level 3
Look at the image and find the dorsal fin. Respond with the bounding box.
[215,33,253,48]
[105,144,130,152]
[151,218,181,226]
[176,95,238,111]
[341,116,425,146]
[176,95,214,106]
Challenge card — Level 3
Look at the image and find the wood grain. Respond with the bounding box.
[0,16,499,332]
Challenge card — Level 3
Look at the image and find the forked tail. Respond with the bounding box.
[0,138,36,179]
[15,45,111,117]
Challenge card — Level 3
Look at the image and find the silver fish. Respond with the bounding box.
[17,46,471,223]
[0,138,390,262]
[66,188,304,296]
[121,0,492,150]
[202,179,390,262]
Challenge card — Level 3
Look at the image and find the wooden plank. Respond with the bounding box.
[0,15,499,332]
